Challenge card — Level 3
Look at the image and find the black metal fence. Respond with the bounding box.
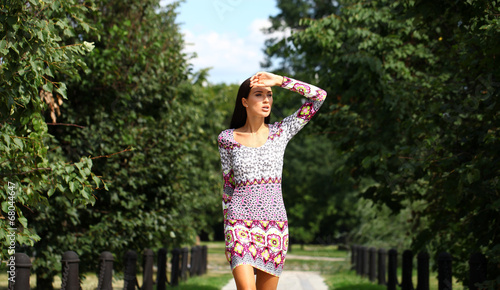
[7,245,208,290]
[351,245,488,290]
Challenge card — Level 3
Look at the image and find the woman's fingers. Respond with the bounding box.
[250,72,272,87]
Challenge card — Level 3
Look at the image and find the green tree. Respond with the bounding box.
[20,0,225,287]
[0,0,102,262]
[265,0,500,285]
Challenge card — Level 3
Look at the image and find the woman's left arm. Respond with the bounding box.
[280,76,327,104]
[279,76,328,139]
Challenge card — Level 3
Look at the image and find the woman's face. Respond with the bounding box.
[243,86,273,118]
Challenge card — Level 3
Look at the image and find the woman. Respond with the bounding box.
[218,72,327,289]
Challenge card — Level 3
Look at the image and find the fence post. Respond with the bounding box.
[123,250,138,290]
[171,248,181,286]
[180,247,189,281]
[402,250,414,290]
[369,247,377,282]
[97,251,114,290]
[201,245,208,275]
[196,246,203,276]
[61,251,80,290]
[387,249,398,290]
[157,248,167,290]
[7,253,31,290]
[363,246,370,277]
[417,251,430,290]
[361,246,367,276]
[356,246,362,275]
[438,252,452,290]
[469,252,487,290]
[142,249,154,290]
[190,246,198,277]
[378,248,387,285]
[351,245,357,270]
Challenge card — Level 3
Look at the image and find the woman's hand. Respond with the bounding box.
[250,72,283,87]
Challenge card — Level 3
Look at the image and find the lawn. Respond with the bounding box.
[287,244,349,258]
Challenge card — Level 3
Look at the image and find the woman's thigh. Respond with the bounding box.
[255,268,279,290]
[233,264,256,290]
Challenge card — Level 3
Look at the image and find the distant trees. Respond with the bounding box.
[264,0,499,286]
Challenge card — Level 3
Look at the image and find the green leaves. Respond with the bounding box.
[8,0,226,278]
[0,0,103,265]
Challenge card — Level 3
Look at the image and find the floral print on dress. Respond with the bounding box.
[252,232,266,247]
[225,230,234,246]
[235,228,250,243]
[234,241,244,257]
[292,83,311,96]
[223,169,235,190]
[297,102,317,122]
[248,243,258,259]
[267,234,281,251]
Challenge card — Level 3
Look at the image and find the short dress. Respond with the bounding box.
[217,77,327,277]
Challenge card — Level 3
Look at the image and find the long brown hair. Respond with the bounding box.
[229,77,271,129]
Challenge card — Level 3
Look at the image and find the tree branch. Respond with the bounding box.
[46,123,86,129]
[90,147,133,160]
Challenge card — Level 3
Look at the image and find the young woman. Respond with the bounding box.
[218,72,327,290]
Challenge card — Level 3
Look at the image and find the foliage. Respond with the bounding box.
[16,0,226,286]
[0,0,103,262]
[264,0,500,285]
[348,198,425,252]
[283,131,359,246]
[1,0,230,287]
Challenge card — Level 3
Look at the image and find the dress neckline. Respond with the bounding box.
[232,124,272,149]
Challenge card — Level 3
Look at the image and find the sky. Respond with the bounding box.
[160,0,284,84]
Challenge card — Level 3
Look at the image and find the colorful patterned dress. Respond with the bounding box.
[217,77,327,277]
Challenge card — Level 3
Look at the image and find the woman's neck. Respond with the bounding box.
[240,117,267,134]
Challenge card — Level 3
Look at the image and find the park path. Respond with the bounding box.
[221,270,329,290]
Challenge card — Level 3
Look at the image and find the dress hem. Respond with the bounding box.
[232,262,281,278]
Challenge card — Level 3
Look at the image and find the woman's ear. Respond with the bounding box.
[242,98,248,108]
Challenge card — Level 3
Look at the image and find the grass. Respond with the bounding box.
[288,244,348,258]
[171,272,234,290]
[324,269,387,290]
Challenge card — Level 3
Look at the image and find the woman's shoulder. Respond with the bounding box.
[218,129,235,149]
[218,128,233,140]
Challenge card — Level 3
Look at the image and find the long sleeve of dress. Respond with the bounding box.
[218,131,235,220]
[279,76,327,141]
